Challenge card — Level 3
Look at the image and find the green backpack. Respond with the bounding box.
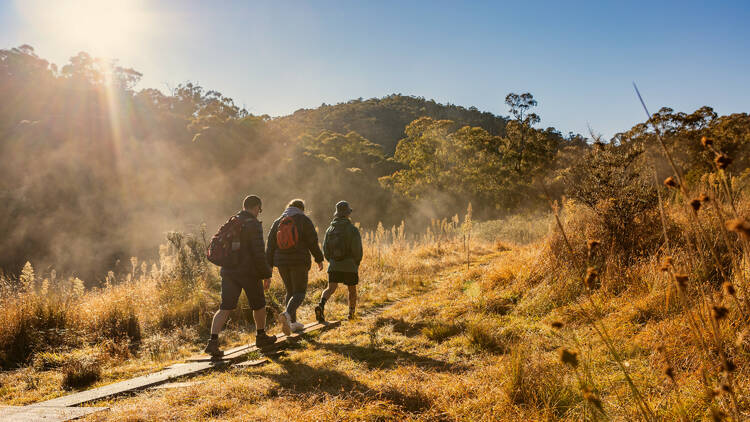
[325,223,352,260]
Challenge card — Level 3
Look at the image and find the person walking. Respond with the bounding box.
[266,199,324,335]
[204,195,276,357]
[315,201,362,322]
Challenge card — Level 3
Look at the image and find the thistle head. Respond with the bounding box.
[689,198,702,212]
[560,348,579,368]
[714,153,732,170]
[674,273,689,290]
[726,218,750,240]
[663,365,675,382]
[664,176,679,188]
[722,282,736,297]
[711,305,729,321]
[585,267,599,289]
[550,321,564,330]
[701,136,714,148]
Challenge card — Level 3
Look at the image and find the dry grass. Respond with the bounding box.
[2,193,750,420]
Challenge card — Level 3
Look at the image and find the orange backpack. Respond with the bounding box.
[276,216,299,250]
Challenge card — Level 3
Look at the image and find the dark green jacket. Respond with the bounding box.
[323,217,362,273]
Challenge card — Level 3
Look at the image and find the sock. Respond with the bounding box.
[210,334,218,340]
[257,329,265,336]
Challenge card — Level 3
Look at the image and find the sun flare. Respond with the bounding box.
[15,0,153,57]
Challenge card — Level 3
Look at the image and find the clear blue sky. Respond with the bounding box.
[2,0,749,139]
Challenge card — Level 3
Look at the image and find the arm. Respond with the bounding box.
[302,216,324,263]
[249,220,273,279]
[351,226,363,265]
[322,228,331,262]
[265,219,278,268]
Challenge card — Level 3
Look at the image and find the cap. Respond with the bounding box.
[334,201,353,217]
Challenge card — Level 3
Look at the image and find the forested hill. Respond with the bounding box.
[272,95,510,154]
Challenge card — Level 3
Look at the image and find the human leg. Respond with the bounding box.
[284,266,308,323]
[244,278,276,346]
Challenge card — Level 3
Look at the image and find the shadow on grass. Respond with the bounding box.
[308,339,467,372]
[255,358,440,415]
[373,317,428,337]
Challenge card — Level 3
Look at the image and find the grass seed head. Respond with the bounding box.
[722,282,736,297]
[674,273,689,290]
[719,383,733,394]
[726,218,750,239]
[584,267,599,289]
[560,348,579,368]
[714,153,732,169]
[722,358,736,373]
[689,199,702,212]
[711,305,729,321]
[663,365,675,382]
[701,136,714,148]
[660,256,674,272]
[581,386,604,412]
[663,176,679,188]
[711,407,727,422]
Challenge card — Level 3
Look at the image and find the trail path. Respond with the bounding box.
[3,249,504,421]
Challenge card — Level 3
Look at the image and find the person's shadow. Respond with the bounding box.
[253,358,437,414]
[307,338,468,373]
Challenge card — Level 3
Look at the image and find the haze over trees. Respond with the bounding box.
[1,45,749,281]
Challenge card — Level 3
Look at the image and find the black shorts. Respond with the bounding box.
[328,271,359,286]
[220,272,265,311]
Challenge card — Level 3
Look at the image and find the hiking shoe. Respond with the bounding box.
[203,338,223,357]
[255,331,277,347]
[290,321,304,333]
[314,305,325,323]
[348,309,356,320]
[278,312,292,336]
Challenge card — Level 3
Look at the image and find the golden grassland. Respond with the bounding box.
[1,191,750,420]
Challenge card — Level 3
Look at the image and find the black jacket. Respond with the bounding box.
[220,210,273,279]
[266,209,324,269]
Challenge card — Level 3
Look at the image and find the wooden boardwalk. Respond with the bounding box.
[0,406,108,422]
[1,320,340,420]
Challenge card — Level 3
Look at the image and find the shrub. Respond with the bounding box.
[61,356,101,390]
[91,300,141,345]
[564,142,660,260]
[0,294,71,369]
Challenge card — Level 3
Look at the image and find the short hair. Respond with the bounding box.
[287,199,305,211]
[243,195,262,210]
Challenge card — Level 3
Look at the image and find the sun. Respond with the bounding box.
[15,0,153,57]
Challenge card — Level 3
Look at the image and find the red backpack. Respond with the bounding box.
[206,214,248,267]
[276,216,299,250]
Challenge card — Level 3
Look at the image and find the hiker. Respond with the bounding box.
[204,195,276,357]
[266,199,325,335]
[315,201,363,322]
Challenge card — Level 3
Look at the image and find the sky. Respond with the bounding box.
[1,0,749,139]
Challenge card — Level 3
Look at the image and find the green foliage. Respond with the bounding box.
[383,113,561,215]
[563,142,660,257]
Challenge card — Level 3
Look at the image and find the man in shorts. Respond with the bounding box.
[204,195,276,357]
[315,201,363,322]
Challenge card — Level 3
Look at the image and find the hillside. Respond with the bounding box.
[272,94,511,155]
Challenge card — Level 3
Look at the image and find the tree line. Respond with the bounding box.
[1,45,748,280]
